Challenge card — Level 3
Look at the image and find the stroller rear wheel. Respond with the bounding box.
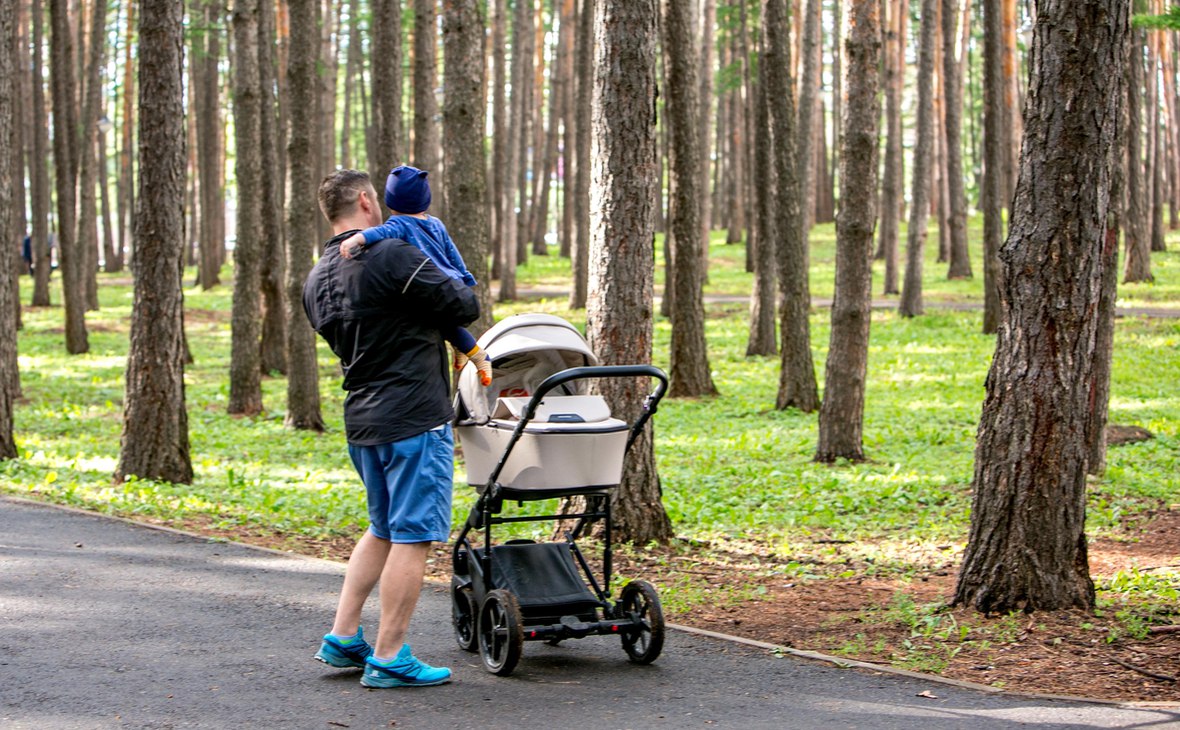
[478,589,524,676]
[451,580,478,653]
[618,580,665,664]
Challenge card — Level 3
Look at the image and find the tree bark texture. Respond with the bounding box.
[877,0,901,294]
[1124,30,1151,283]
[29,0,52,306]
[568,0,593,309]
[746,43,778,358]
[558,0,575,258]
[511,0,534,268]
[586,0,673,544]
[899,0,937,318]
[490,0,507,279]
[413,0,441,182]
[117,0,193,483]
[765,0,818,411]
[943,0,971,279]
[116,0,135,274]
[1149,32,1166,253]
[982,0,1003,333]
[954,0,1129,614]
[229,0,264,415]
[258,0,288,375]
[50,0,89,353]
[795,0,821,241]
[815,0,880,463]
[443,0,494,333]
[283,0,325,431]
[371,0,402,192]
[196,0,224,290]
[77,0,107,312]
[664,0,717,398]
[697,0,716,263]
[0,0,18,458]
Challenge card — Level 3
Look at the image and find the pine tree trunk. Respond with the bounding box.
[115,0,135,273]
[568,0,593,309]
[1124,28,1152,283]
[815,0,880,463]
[943,0,971,278]
[795,0,821,244]
[981,0,1003,333]
[117,0,193,483]
[443,0,493,333]
[933,1,948,264]
[196,0,224,289]
[878,0,901,294]
[30,0,52,307]
[50,0,89,353]
[726,30,746,245]
[99,125,116,274]
[766,0,817,411]
[899,0,937,318]
[0,0,18,458]
[955,0,1128,614]
[664,0,717,398]
[740,0,757,273]
[284,0,325,431]
[258,0,288,375]
[229,0,264,415]
[697,0,716,268]
[585,0,673,544]
[528,2,547,256]
[558,0,575,258]
[370,0,402,191]
[1149,31,1166,253]
[77,0,106,311]
[490,0,507,279]
[512,0,534,268]
[531,0,563,252]
[746,18,778,358]
[999,0,1019,206]
[413,0,441,181]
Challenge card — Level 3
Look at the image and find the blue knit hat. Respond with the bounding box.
[384,165,432,213]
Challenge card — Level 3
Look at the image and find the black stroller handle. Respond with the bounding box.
[485,364,670,492]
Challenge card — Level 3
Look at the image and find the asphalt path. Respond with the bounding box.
[3,497,1178,730]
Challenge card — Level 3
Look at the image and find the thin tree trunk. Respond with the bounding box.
[1125,29,1152,283]
[370,0,402,193]
[527,1,547,255]
[228,0,264,415]
[532,0,563,253]
[568,0,593,308]
[740,0,757,273]
[77,0,106,312]
[413,0,441,181]
[558,0,575,258]
[30,0,52,306]
[697,0,716,271]
[664,0,717,398]
[443,0,494,333]
[999,0,1019,206]
[726,32,746,246]
[746,15,777,358]
[51,0,89,353]
[491,0,507,279]
[512,0,534,269]
[954,0,1128,614]
[831,0,842,219]
[284,0,325,431]
[796,0,821,243]
[586,0,673,545]
[117,0,193,483]
[0,0,19,457]
[981,0,1003,333]
[115,0,135,273]
[1149,29,1166,253]
[944,0,971,278]
[878,0,901,294]
[196,0,224,289]
[258,0,287,375]
[899,0,937,318]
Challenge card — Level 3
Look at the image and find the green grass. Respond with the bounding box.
[4,222,1179,575]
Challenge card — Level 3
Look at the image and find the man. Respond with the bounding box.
[303,169,479,688]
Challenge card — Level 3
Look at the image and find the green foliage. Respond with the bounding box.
[1133,6,1180,29]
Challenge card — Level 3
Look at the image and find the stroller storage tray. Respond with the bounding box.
[474,543,601,616]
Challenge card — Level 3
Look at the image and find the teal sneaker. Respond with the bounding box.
[314,627,374,669]
[360,644,452,688]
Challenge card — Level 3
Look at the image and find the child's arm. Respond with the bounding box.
[438,224,478,287]
[340,220,400,260]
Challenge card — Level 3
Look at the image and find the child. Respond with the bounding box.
[340,165,492,386]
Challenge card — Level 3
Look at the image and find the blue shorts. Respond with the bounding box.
[348,425,454,543]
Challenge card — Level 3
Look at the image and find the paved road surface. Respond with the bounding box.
[2,497,1177,730]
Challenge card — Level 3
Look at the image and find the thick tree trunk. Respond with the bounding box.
[899,0,937,318]
[443,0,493,333]
[50,0,89,353]
[117,0,193,483]
[943,0,971,278]
[258,0,288,375]
[370,0,402,192]
[878,0,901,294]
[767,0,817,412]
[568,0,593,309]
[664,0,717,398]
[587,0,673,544]
[815,0,880,463]
[229,0,264,415]
[746,26,778,358]
[0,0,18,458]
[29,0,52,307]
[413,0,441,183]
[284,0,325,431]
[1124,29,1152,283]
[954,0,1128,614]
[981,0,1003,333]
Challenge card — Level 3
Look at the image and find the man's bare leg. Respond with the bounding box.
[372,541,431,659]
[330,530,391,637]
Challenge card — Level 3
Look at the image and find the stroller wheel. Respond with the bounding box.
[478,589,524,676]
[618,580,665,664]
[451,580,478,653]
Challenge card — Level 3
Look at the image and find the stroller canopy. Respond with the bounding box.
[457,314,599,424]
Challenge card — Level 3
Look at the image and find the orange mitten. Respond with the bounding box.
[465,345,493,386]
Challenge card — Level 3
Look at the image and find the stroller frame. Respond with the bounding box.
[451,364,669,676]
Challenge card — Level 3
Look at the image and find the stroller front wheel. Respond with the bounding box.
[618,580,665,664]
[478,589,524,676]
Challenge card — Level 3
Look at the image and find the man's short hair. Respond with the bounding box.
[318,169,373,223]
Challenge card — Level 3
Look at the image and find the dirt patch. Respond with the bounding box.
[152,509,1180,704]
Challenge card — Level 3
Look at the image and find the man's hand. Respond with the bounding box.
[340,232,366,260]
[455,345,493,386]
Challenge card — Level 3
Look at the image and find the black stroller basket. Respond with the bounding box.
[451,365,669,676]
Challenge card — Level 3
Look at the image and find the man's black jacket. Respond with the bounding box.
[303,230,480,445]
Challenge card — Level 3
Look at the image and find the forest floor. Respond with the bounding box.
[145,502,1180,705]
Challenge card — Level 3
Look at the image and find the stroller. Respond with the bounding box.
[452,314,669,676]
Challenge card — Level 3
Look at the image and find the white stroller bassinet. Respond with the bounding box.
[455,314,629,491]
